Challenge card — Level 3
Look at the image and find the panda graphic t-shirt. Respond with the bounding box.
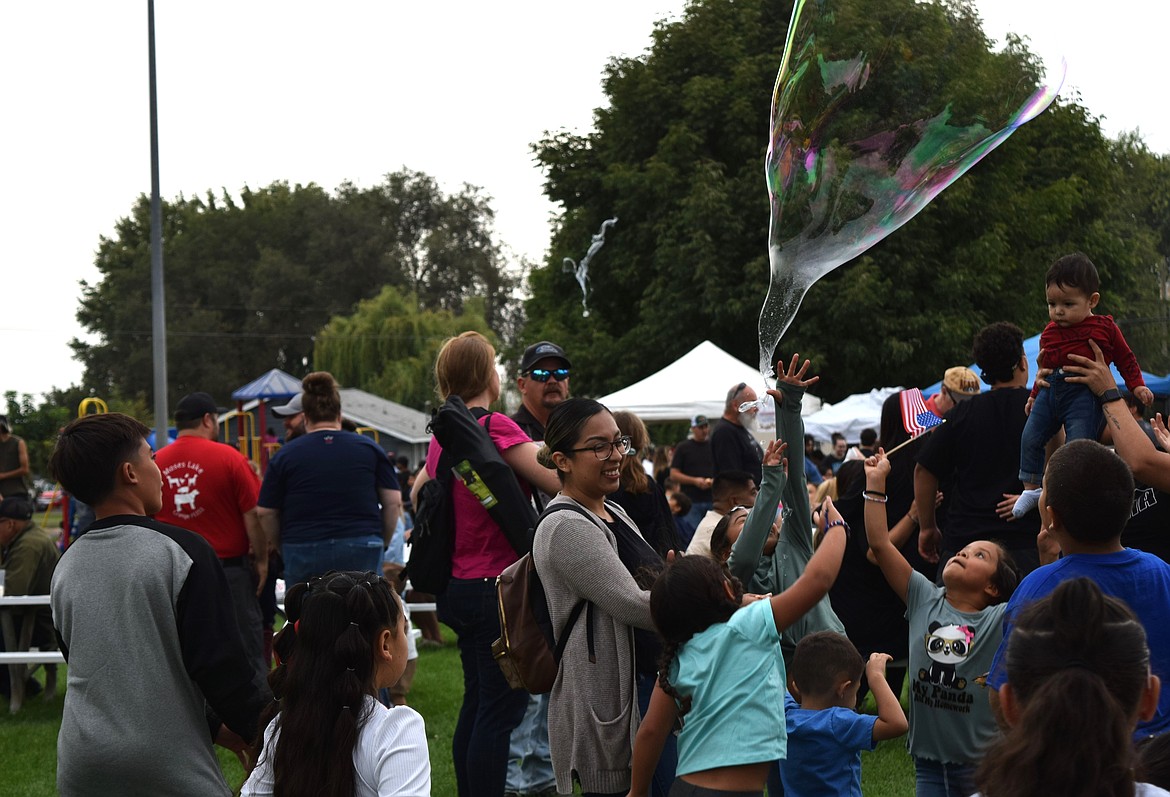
[905,570,1008,764]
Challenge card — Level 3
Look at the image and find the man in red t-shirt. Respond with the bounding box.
[156,392,267,681]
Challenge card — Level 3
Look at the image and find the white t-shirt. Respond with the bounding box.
[242,696,430,797]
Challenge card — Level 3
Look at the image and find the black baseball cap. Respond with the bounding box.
[0,495,34,521]
[174,392,224,423]
[520,341,571,374]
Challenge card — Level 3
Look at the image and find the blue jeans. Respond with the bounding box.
[913,756,976,797]
[636,671,678,797]
[683,501,712,534]
[282,535,384,586]
[506,692,556,793]
[439,577,529,797]
[1019,372,1102,484]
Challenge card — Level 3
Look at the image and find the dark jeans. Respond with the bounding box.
[438,577,529,797]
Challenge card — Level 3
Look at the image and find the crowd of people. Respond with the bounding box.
[5,251,1170,796]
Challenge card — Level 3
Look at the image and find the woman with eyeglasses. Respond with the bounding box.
[410,331,562,797]
[532,398,663,797]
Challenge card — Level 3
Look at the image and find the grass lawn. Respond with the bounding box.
[0,626,915,795]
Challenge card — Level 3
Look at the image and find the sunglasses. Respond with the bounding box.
[528,368,570,383]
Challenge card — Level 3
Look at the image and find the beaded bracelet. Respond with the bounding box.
[824,519,849,538]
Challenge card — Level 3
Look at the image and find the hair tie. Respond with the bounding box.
[350,621,359,628]
[346,667,355,672]
[293,619,301,634]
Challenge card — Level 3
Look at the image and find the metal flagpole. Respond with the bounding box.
[148,0,169,448]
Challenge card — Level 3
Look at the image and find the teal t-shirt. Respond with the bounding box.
[671,598,787,775]
[906,571,1007,763]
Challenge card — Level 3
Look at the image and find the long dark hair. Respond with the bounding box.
[651,555,743,716]
[256,571,403,797]
[975,578,1149,797]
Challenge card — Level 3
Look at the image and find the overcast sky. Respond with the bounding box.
[2,0,1165,401]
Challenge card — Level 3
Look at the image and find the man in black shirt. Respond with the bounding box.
[915,322,1042,575]
[670,414,714,529]
[710,381,764,485]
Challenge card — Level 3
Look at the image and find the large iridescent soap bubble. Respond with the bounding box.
[755,0,1063,379]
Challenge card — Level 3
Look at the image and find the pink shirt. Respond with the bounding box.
[425,412,534,579]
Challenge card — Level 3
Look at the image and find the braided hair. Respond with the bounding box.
[256,571,403,797]
[975,578,1150,797]
[650,555,743,716]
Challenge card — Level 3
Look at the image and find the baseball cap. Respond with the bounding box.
[271,394,304,416]
[691,414,709,427]
[174,392,224,423]
[0,495,34,521]
[520,341,571,374]
[943,367,980,399]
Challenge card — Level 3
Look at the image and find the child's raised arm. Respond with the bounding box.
[770,498,846,633]
[865,653,909,742]
[726,436,787,587]
[863,451,913,603]
[626,682,679,797]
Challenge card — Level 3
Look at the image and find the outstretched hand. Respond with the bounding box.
[776,354,820,390]
[1153,413,1170,452]
[762,438,788,471]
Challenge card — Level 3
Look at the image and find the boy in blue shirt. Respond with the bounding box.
[782,631,908,796]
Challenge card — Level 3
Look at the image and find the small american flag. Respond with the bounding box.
[900,388,945,437]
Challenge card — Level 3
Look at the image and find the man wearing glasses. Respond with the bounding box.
[512,341,572,444]
[507,340,571,797]
[710,381,765,485]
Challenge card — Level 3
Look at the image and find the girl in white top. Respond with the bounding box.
[974,577,1168,797]
[243,571,430,797]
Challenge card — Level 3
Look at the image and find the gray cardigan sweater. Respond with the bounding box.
[532,495,655,795]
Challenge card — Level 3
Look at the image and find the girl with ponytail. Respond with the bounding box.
[975,577,1165,797]
[243,571,429,797]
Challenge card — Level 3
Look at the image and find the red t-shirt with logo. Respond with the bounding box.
[155,435,261,559]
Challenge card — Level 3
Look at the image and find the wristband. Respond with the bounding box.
[824,519,849,538]
[863,489,887,499]
[1097,388,1123,406]
[863,493,888,504]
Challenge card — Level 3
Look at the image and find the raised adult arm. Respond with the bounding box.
[1065,340,1170,491]
[501,441,563,497]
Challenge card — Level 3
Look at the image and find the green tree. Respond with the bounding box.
[524,0,1165,400]
[313,286,496,412]
[74,170,523,405]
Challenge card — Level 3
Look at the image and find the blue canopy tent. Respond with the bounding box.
[231,368,303,469]
[924,332,1170,397]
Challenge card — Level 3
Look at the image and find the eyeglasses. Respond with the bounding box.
[527,368,570,383]
[570,435,633,461]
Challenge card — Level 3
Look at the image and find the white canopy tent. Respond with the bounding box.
[802,387,901,443]
[597,340,822,424]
